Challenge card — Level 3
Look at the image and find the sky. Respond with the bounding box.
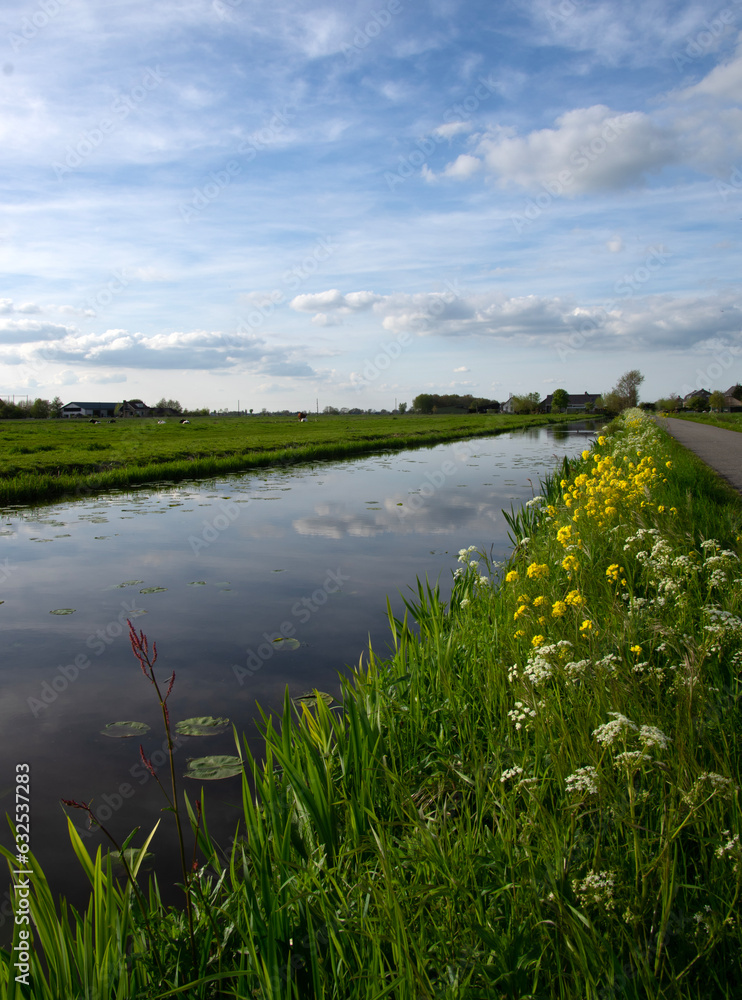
[1,0,741,412]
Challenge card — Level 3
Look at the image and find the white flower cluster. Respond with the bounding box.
[613,751,652,769]
[500,765,524,783]
[508,700,536,731]
[565,766,599,796]
[715,831,741,872]
[638,725,671,750]
[593,712,638,746]
[572,870,616,910]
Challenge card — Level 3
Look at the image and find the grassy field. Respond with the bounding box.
[0,412,585,506]
[3,410,741,998]
[670,413,742,433]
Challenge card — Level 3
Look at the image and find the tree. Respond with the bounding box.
[657,394,680,413]
[686,395,706,412]
[29,398,50,419]
[511,392,541,414]
[551,389,569,413]
[156,397,183,414]
[709,390,726,411]
[398,402,407,414]
[613,369,644,410]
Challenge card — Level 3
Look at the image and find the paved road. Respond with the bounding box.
[661,417,742,494]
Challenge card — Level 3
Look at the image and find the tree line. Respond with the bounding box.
[412,393,500,413]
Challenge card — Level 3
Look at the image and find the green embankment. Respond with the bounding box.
[3,410,741,998]
[0,412,584,506]
[670,412,742,433]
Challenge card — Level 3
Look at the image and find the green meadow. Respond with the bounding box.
[671,413,742,433]
[0,412,583,506]
[2,410,741,998]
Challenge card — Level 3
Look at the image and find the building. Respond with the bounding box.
[61,401,118,418]
[538,392,602,413]
[118,399,150,418]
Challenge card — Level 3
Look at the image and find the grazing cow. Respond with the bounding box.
[180,418,190,424]
[297,411,308,422]
[89,419,99,424]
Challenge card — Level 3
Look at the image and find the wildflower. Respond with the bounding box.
[630,644,642,655]
[561,554,580,573]
[579,620,593,633]
[526,562,550,580]
[479,576,489,585]
[500,765,524,783]
[516,594,530,604]
[638,725,670,750]
[593,712,638,746]
[565,766,599,796]
[582,449,591,460]
[514,605,527,620]
[505,570,519,583]
[606,564,621,582]
[533,595,547,607]
[598,436,606,446]
[614,751,652,768]
[657,505,665,513]
[572,870,616,910]
[514,629,525,638]
[551,600,567,617]
[531,634,545,648]
[538,615,547,626]
[665,460,672,469]
[565,589,584,607]
[556,525,572,546]
[460,598,470,608]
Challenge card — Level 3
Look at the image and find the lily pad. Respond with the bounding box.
[107,849,154,876]
[187,581,207,586]
[50,608,75,615]
[272,637,300,651]
[184,755,242,780]
[139,587,167,594]
[175,716,230,737]
[115,580,144,588]
[101,721,151,738]
[293,691,334,709]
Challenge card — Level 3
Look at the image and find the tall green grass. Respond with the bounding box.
[2,411,740,998]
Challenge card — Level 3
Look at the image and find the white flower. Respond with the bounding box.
[572,870,616,910]
[565,766,599,796]
[614,751,652,768]
[500,766,524,783]
[593,712,638,746]
[639,725,670,750]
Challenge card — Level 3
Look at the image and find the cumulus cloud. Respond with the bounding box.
[441,153,482,180]
[0,326,318,376]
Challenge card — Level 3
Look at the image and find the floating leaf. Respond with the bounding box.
[115,580,144,588]
[101,721,151,738]
[293,691,334,709]
[184,755,242,780]
[139,587,167,594]
[50,608,75,615]
[175,716,230,737]
[272,637,300,651]
[187,581,206,586]
[107,849,154,876]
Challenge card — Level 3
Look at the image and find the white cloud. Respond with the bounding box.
[441,153,482,180]
[433,121,472,141]
[453,365,469,372]
[606,235,623,252]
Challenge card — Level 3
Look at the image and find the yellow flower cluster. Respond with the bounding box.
[561,450,664,527]
[526,562,550,580]
[565,589,584,607]
[561,554,580,573]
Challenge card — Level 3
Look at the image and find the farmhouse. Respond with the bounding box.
[61,401,118,419]
[539,392,602,413]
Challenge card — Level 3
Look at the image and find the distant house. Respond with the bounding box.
[118,399,150,418]
[539,392,602,414]
[723,385,742,412]
[501,395,515,413]
[61,401,118,419]
[683,388,710,405]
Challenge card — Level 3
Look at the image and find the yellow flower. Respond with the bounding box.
[533,595,547,607]
[582,449,591,460]
[514,605,528,620]
[551,600,567,617]
[531,634,545,648]
[505,570,519,583]
[526,562,550,580]
[538,615,547,626]
[556,525,572,546]
[565,589,584,607]
[657,505,665,513]
[630,644,642,654]
[579,620,593,633]
[561,554,580,573]
[514,629,525,638]
[597,436,606,446]
[665,460,672,469]
[606,564,621,582]
[516,594,530,605]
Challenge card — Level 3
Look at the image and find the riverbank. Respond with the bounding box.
[2,410,741,998]
[0,412,584,507]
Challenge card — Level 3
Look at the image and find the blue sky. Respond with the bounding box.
[1,0,741,411]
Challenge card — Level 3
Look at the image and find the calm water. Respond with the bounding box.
[0,421,599,923]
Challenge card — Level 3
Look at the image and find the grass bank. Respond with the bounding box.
[2,411,741,998]
[0,412,583,507]
[668,413,742,433]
